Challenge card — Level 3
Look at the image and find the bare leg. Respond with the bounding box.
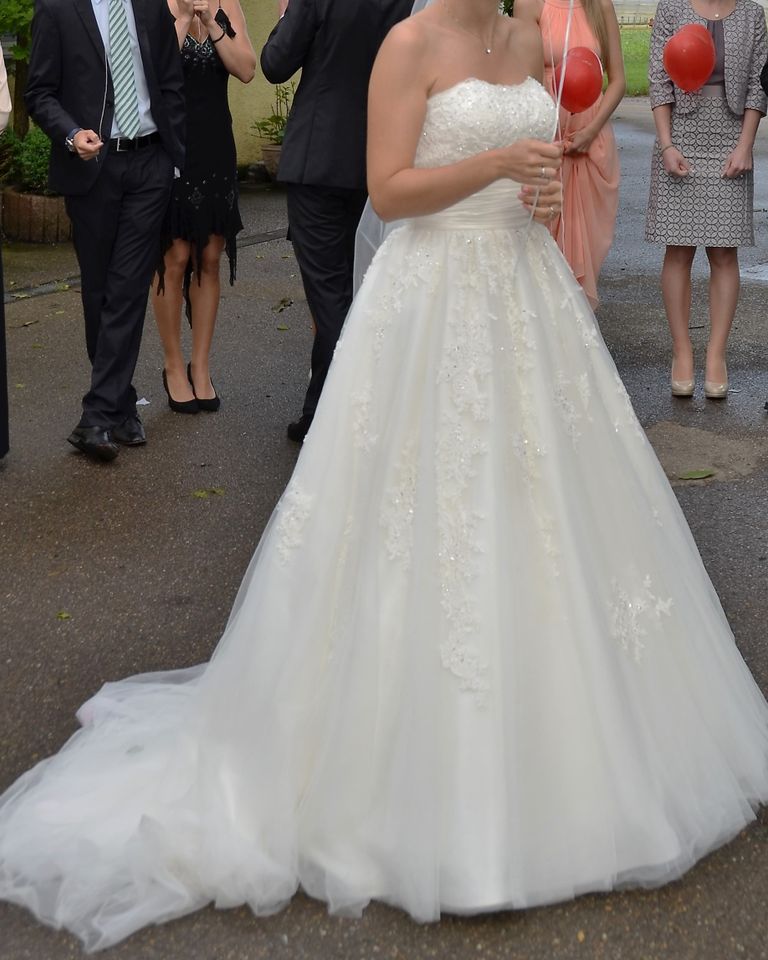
[188,235,226,401]
[152,239,195,402]
[704,246,739,385]
[661,244,697,382]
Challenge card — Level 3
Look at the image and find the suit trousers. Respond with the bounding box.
[285,184,367,419]
[66,144,173,429]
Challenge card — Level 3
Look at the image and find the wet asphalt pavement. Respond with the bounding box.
[1,99,768,960]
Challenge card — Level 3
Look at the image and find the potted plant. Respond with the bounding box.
[0,125,71,243]
[251,81,295,180]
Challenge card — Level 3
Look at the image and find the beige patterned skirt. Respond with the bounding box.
[645,88,753,247]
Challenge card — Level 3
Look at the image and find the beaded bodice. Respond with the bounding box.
[411,77,557,230]
[415,76,556,168]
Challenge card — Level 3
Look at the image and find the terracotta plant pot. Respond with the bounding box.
[1,186,72,243]
[260,143,282,180]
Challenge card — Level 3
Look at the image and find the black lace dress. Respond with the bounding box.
[160,19,243,293]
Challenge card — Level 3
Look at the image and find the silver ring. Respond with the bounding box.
[541,165,546,179]
[549,206,555,219]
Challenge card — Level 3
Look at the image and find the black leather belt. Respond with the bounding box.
[109,132,161,152]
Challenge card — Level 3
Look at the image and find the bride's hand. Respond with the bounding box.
[496,139,563,186]
[518,180,563,224]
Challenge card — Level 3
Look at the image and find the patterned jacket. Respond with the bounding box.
[649,0,768,117]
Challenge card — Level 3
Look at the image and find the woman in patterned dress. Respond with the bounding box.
[515,0,624,309]
[646,0,767,399]
[152,0,256,414]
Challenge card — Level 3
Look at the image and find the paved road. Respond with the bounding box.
[1,101,768,960]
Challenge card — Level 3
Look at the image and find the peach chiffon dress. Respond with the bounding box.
[540,0,620,308]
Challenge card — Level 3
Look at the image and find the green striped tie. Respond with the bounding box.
[108,0,141,139]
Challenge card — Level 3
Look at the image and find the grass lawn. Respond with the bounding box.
[621,26,651,96]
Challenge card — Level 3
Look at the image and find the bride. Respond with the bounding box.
[2,0,768,951]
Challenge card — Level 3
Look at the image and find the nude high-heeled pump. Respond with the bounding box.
[671,375,695,398]
[704,370,728,400]
[671,358,694,398]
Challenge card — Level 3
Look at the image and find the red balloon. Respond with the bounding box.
[553,46,603,114]
[663,24,716,93]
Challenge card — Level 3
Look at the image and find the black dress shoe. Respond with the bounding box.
[286,414,313,443]
[112,413,147,446]
[67,426,119,462]
[187,363,220,412]
[163,370,198,414]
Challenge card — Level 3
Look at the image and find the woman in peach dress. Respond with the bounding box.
[516,0,624,307]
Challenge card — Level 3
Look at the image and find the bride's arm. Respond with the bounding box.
[367,21,562,223]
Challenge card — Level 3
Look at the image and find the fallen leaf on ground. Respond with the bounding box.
[678,469,715,481]
[192,487,225,499]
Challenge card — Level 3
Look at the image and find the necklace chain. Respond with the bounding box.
[440,0,497,54]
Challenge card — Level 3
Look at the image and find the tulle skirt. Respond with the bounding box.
[1,185,767,951]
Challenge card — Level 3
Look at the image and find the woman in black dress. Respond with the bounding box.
[153,0,256,413]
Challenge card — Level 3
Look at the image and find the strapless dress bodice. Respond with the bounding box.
[410,76,557,231]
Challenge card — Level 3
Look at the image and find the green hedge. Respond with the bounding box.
[0,126,53,194]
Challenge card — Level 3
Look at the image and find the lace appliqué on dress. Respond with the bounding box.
[380,448,418,568]
[275,482,314,566]
[612,372,645,439]
[608,575,673,663]
[434,264,494,703]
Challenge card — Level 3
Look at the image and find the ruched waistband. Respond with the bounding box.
[408,181,532,231]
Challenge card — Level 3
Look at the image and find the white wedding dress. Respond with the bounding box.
[2,77,768,952]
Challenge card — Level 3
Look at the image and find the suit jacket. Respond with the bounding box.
[649,0,767,117]
[25,0,185,196]
[260,0,412,189]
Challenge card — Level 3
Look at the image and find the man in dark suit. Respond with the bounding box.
[26,0,185,462]
[261,0,411,442]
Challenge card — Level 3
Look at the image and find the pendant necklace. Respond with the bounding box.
[441,0,496,55]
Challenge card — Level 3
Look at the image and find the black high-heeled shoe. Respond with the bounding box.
[162,370,199,414]
[187,363,220,412]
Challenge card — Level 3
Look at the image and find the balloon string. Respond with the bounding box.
[524,0,573,247]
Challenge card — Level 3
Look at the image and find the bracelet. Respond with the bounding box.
[660,143,676,154]
[211,26,226,42]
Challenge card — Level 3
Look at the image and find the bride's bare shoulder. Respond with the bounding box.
[498,15,544,75]
[376,9,441,87]
[381,11,433,58]
[502,14,542,45]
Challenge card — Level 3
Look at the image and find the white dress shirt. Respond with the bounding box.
[90,0,157,137]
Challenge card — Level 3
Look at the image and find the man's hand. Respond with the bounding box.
[73,129,103,161]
